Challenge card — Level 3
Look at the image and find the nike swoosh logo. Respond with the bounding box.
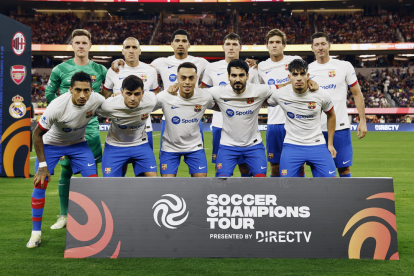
[265,71,271,74]
[171,106,179,109]
[150,166,157,169]
[343,160,350,164]
[329,171,336,174]
[199,166,206,169]
[284,103,292,105]
[119,77,125,80]
[309,76,315,79]
[224,100,229,102]
[95,157,100,161]
[261,166,266,169]
[168,66,175,69]
[217,73,224,76]
[88,163,95,166]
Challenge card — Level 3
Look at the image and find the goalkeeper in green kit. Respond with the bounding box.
[45,29,107,229]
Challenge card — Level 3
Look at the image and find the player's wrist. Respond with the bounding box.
[39,162,47,168]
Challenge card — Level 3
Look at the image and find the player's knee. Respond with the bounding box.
[338,167,350,175]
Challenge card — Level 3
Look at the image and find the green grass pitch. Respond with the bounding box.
[1,131,413,275]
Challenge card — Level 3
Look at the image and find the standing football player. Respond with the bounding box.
[201,32,258,177]
[309,32,367,177]
[44,29,107,230]
[28,72,105,248]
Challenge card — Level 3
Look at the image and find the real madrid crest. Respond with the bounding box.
[9,95,26,119]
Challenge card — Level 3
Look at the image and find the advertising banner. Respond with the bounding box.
[65,177,398,259]
[0,14,31,178]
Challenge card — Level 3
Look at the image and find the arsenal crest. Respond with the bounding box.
[105,167,111,174]
[246,98,254,104]
[281,169,287,176]
[268,153,274,159]
[162,164,167,170]
[9,95,26,119]
[329,71,336,78]
[217,163,222,169]
[308,102,316,109]
[11,65,27,85]
[194,105,202,112]
[140,75,147,82]
[141,113,149,120]
[86,110,93,118]
[90,75,97,83]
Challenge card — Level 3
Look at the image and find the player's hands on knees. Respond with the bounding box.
[328,145,337,158]
[357,122,367,139]
[246,58,258,69]
[34,167,51,189]
[307,79,319,92]
[167,84,179,95]
[111,59,125,73]
[111,92,122,97]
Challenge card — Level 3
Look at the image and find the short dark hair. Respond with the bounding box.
[288,59,308,73]
[265,29,287,45]
[72,29,91,42]
[122,75,144,92]
[70,71,92,88]
[311,32,330,45]
[227,59,249,75]
[177,62,198,74]
[171,29,190,42]
[223,32,242,46]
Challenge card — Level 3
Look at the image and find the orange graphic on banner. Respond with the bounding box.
[342,192,398,260]
[64,191,121,258]
[1,118,31,178]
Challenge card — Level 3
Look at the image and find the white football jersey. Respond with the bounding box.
[267,85,334,146]
[207,83,274,147]
[155,89,215,152]
[38,92,105,146]
[309,58,358,131]
[201,59,259,128]
[258,55,302,125]
[96,93,157,147]
[104,62,158,132]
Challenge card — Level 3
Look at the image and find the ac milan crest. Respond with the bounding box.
[12,32,26,56]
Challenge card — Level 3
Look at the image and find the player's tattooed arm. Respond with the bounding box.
[350,83,367,139]
[325,108,337,158]
[110,59,125,73]
[33,126,51,189]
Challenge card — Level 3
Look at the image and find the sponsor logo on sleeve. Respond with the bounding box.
[9,95,26,119]
[12,32,26,56]
[10,65,27,85]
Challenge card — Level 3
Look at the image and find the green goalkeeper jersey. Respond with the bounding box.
[45,59,107,135]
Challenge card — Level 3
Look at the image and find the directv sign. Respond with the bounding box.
[65,178,398,260]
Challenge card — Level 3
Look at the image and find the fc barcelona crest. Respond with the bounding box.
[246,98,254,104]
[140,75,147,82]
[162,164,167,170]
[194,105,202,112]
[105,167,111,174]
[11,65,27,85]
[268,153,274,159]
[308,102,316,109]
[212,154,217,160]
[217,163,222,169]
[86,110,93,118]
[141,113,149,120]
[285,64,289,71]
[329,71,336,78]
[60,156,65,161]
[90,75,97,83]
[281,169,287,176]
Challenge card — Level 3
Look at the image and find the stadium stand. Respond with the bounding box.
[395,14,414,42]
[17,13,79,44]
[84,20,156,45]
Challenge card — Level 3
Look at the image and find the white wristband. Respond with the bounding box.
[39,162,47,168]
